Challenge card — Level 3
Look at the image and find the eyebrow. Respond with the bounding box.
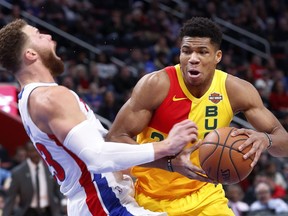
[31,26,39,33]
[181,45,208,49]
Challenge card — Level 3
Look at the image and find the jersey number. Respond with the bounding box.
[35,143,65,182]
[151,132,164,141]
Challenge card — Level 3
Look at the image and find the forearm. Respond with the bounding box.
[79,141,156,173]
[267,128,288,157]
[137,157,168,170]
[106,132,170,171]
[106,133,138,145]
[64,119,158,173]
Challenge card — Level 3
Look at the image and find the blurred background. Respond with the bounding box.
[0,0,287,215]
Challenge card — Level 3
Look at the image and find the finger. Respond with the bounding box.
[177,119,198,130]
[186,134,198,143]
[242,143,258,160]
[185,141,201,153]
[250,149,261,167]
[238,139,253,151]
[192,165,206,174]
[182,127,198,137]
[193,140,201,149]
[170,123,198,138]
[190,172,215,183]
[185,160,206,175]
[231,128,252,136]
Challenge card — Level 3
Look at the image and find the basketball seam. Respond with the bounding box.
[200,141,219,169]
[201,143,253,162]
[216,127,234,183]
[229,139,247,183]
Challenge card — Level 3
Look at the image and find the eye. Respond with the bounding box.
[181,48,190,54]
[199,49,208,55]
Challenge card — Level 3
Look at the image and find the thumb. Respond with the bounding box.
[186,140,202,153]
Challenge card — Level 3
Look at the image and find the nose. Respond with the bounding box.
[44,34,52,41]
[188,52,200,64]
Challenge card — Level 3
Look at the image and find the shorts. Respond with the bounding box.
[67,172,167,216]
[135,183,234,216]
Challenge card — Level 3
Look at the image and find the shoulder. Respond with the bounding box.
[31,85,74,103]
[28,85,81,127]
[11,161,28,175]
[225,74,262,113]
[226,74,256,92]
[131,69,170,110]
[136,69,169,89]
[30,86,76,114]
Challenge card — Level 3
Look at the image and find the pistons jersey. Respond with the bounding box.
[18,83,163,216]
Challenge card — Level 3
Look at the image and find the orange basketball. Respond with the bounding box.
[199,127,254,185]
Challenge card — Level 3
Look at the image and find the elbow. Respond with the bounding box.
[87,162,116,174]
[78,148,118,173]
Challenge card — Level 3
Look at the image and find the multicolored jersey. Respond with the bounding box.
[133,64,233,198]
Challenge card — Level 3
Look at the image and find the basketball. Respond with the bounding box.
[199,127,254,185]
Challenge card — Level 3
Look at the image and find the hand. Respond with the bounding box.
[171,141,215,183]
[165,119,198,156]
[231,128,269,167]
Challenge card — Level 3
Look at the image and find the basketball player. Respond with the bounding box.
[0,19,200,216]
[106,17,288,215]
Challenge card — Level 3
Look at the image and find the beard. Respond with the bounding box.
[38,48,64,77]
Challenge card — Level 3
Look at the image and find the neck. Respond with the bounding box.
[16,66,55,89]
[185,78,212,98]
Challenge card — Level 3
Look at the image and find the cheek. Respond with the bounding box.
[179,55,189,65]
[202,57,217,67]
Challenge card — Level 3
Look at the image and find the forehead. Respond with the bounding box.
[22,25,38,35]
[181,36,212,47]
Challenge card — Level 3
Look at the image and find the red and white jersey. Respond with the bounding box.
[18,83,166,216]
[18,82,107,197]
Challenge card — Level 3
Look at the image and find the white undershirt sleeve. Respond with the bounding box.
[63,119,155,173]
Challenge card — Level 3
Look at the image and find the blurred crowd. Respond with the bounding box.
[0,0,287,215]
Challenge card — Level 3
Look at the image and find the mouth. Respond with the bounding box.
[53,41,57,49]
[187,69,201,78]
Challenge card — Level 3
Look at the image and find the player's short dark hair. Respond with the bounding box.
[180,17,222,49]
[0,19,28,73]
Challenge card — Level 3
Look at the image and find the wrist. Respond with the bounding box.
[153,141,171,160]
[263,132,272,149]
[167,156,175,172]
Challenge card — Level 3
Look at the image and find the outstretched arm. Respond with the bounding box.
[29,85,195,173]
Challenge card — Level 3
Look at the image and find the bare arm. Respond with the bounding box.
[106,71,212,182]
[107,71,169,141]
[227,75,288,160]
[107,70,171,169]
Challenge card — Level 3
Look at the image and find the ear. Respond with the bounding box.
[24,48,37,62]
[215,50,222,64]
